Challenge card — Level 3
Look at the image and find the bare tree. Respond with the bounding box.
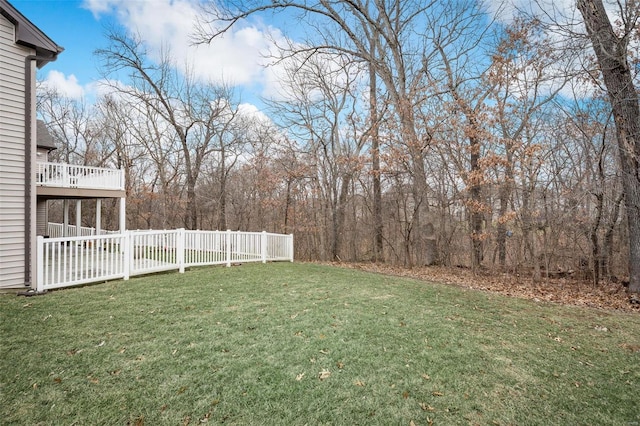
[195,0,445,265]
[577,0,640,293]
[266,52,369,260]
[96,30,233,230]
[37,84,97,165]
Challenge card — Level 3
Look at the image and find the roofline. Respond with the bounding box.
[0,0,64,67]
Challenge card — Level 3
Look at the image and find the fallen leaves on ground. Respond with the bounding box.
[619,343,640,352]
[328,262,640,312]
[420,402,436,411]
[129,416,145,426]
[318,369,331,380]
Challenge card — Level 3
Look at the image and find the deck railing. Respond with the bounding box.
[47,223,120,238]
[36,229,294,292]
[36,162,125,191]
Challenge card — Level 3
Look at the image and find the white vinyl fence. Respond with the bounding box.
[36,229,294,292]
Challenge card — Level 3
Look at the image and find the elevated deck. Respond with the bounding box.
[36,162,125,198]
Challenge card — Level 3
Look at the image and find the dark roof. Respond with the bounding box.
[36,120,56,151]
[0,0,63,68]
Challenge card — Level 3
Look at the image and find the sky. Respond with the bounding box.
[11,0,107,97]
[10,0,286,103]
[9,0,586,106]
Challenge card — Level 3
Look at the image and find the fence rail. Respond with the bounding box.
[36,229,294,292]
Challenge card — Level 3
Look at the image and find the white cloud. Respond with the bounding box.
[41,70,86,99]
[485,0,624,29]
[484,0,577,24]
[237,102,273,125]
[82,0,284,91]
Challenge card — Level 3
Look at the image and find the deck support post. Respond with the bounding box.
[119,197,126,234]
[63,200,69,237]
[96,199,102,236]
[75,200,81,237]
[95,199,102,249]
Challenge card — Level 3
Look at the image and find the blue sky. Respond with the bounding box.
[11,0,571,105]
[12,0,108,90]
[9,0,288,104]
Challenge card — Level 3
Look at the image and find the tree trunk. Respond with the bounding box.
[369,55,384,262]
[590,191,604,286]
[496,145,514,269]
[186,177,197,230]
[218,146,227,231]
[469,129,484,269]
[284,178,292,233]
[578,0,640,293]
[496,188,508,268]
[332,173,351,261]
[603,192,624,278]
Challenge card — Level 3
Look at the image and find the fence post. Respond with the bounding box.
[123,231,130,281]
[261,231,267,263]
[289,234,294,262]
[36,236,44,293]
[226,229,232,267]
[177,228,185,273]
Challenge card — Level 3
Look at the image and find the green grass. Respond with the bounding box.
[1,263,639,425]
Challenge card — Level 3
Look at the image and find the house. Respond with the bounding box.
[0,0,126,290]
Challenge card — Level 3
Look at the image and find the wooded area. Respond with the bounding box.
[37,0,640,293]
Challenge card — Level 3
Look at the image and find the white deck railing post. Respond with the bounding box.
[62,165,69,188]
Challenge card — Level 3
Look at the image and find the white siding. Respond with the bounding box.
[0,14,31,288]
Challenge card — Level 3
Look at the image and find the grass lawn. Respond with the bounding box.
[1,262,639,425]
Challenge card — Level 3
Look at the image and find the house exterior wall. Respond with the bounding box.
[0,13,32,288]
[36,200,47,236]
